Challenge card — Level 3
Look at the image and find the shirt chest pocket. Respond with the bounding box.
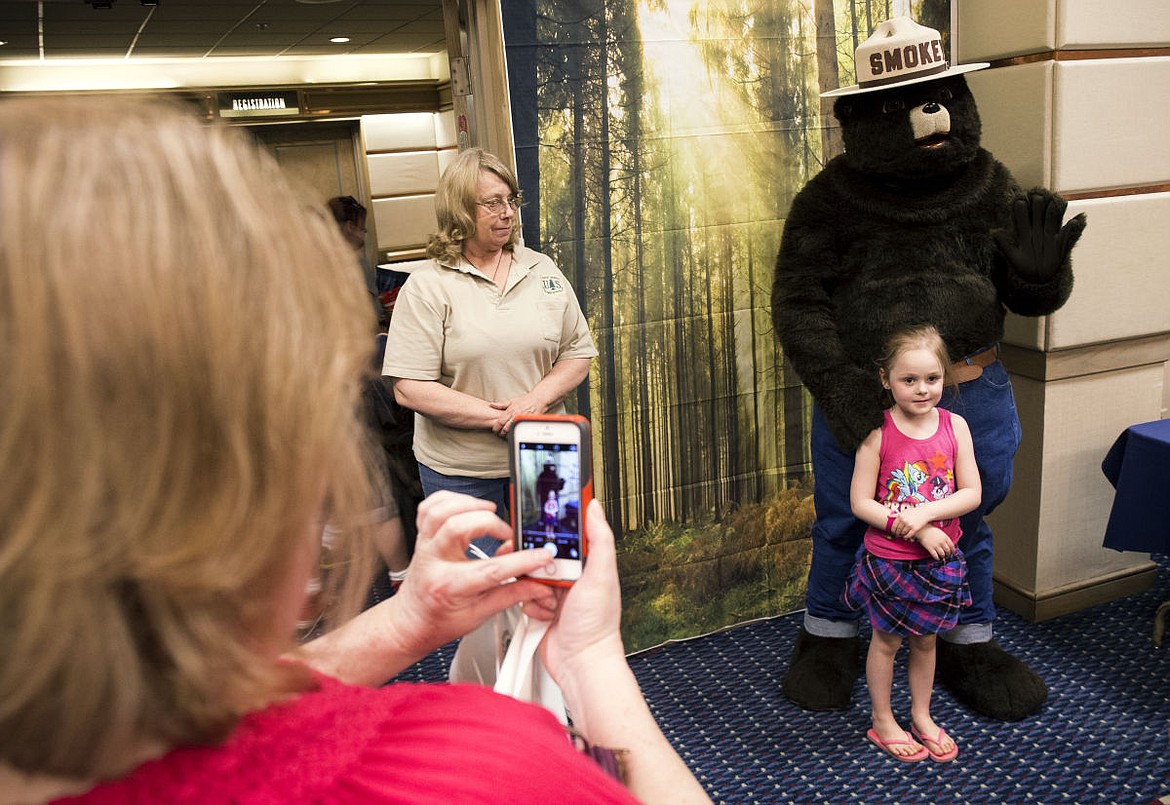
[539,297,566,343]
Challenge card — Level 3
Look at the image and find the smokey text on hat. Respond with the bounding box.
[869,37,945,80]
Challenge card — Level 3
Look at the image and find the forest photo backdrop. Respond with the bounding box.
[502,0,950,651]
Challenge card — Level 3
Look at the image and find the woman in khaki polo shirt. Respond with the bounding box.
[384,149,597,553]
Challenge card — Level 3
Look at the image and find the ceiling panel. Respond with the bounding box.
[0,0,447,60]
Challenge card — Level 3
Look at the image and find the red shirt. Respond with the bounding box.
[56,674,638,804]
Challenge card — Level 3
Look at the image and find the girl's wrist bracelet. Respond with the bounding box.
[885,514,897,537]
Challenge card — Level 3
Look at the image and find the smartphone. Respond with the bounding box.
[509,414,591,586]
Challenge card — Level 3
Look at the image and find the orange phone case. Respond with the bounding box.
[508,413,591,586]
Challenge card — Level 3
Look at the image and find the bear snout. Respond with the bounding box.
[911,102,951,146]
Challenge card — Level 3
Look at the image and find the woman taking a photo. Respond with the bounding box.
[0,97,708,805]
[384,149,595,538]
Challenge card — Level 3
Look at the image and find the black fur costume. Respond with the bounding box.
[771,73,1085,721]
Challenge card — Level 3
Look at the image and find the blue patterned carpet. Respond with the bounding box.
[396,557,1170,803]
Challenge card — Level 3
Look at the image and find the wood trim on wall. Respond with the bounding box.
[1001,334,1170,382]
[991,47,1170,68]
[1060,184,1170,202]
[467,0,515,167]
[994,561,1157,622]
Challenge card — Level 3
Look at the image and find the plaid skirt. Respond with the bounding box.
[843,548,971,636]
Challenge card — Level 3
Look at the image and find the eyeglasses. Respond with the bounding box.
[476,193,523,214]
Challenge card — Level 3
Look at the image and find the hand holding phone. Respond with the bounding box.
[509,414,592,586]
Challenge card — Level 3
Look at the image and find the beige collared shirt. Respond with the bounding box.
[383,244,597,477]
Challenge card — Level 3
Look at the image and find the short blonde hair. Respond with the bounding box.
[0,97,378,778]
[426,147,521,264]
[877,324,955,389]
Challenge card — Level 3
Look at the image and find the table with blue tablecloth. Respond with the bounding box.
[1101,418,1170,643]
[1102,418,1170,554]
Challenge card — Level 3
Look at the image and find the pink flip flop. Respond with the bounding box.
[911,725,959,762]
[866,728,929,762]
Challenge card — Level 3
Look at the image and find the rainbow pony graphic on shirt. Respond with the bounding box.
[886,461,930,505]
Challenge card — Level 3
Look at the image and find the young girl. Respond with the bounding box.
[845,324,981,764]
[543,490,560,538]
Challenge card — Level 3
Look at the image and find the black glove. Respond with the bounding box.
[993,189,1087,283]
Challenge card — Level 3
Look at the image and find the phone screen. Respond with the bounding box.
[515,439,583,562]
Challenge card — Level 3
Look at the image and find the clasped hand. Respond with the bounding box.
[490,391,546,437]
[888,508,955,561]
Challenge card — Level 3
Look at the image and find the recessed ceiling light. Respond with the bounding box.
[330,37,351,44]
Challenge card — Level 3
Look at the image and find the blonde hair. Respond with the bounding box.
[876,324,955,391]
[426,147,521,264]
[0,97,378,778]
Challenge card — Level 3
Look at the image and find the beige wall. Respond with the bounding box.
[361,110,458,262]
[955,0,1170,619]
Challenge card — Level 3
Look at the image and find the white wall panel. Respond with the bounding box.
[437,148,457,179]
[967,63,1053,191]
[1052,58,1170,193]
[372,195,436,252]
[367,151,440,197]
[1048,193,1170,348]
[435,110,457,149]
[955,0,1056,61]
[970,58,1170,195]
[1035,366,1165,590]
[956,0,1170,57]
[1002,312,1047,352]
[360,112,449,254]
[994,365,1164,591]
[362,112,437,152]
[1058,0,1170,48]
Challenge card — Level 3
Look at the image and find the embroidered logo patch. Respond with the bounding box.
[541,276,564,294]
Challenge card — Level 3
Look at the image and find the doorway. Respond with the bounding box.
[246,120,373,263]
[247,121,365,212]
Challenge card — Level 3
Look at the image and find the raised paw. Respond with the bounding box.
[994,189,1086,282]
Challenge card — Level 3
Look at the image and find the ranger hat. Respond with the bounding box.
[822,16,988,97]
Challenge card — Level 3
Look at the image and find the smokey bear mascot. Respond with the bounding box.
[772,16,1085,721]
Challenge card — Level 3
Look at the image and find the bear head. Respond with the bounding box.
[832,74,982,184]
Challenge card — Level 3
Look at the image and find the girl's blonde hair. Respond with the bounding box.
[426,147,521,264]
[876,324,955,391]
[0,97,378,778]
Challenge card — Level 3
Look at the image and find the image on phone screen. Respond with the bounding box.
[516,440,582,560]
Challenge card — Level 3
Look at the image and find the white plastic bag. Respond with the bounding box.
[449,604,567,725]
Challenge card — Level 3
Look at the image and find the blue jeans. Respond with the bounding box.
[417,463,510,556]
[805,359,1021,640]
